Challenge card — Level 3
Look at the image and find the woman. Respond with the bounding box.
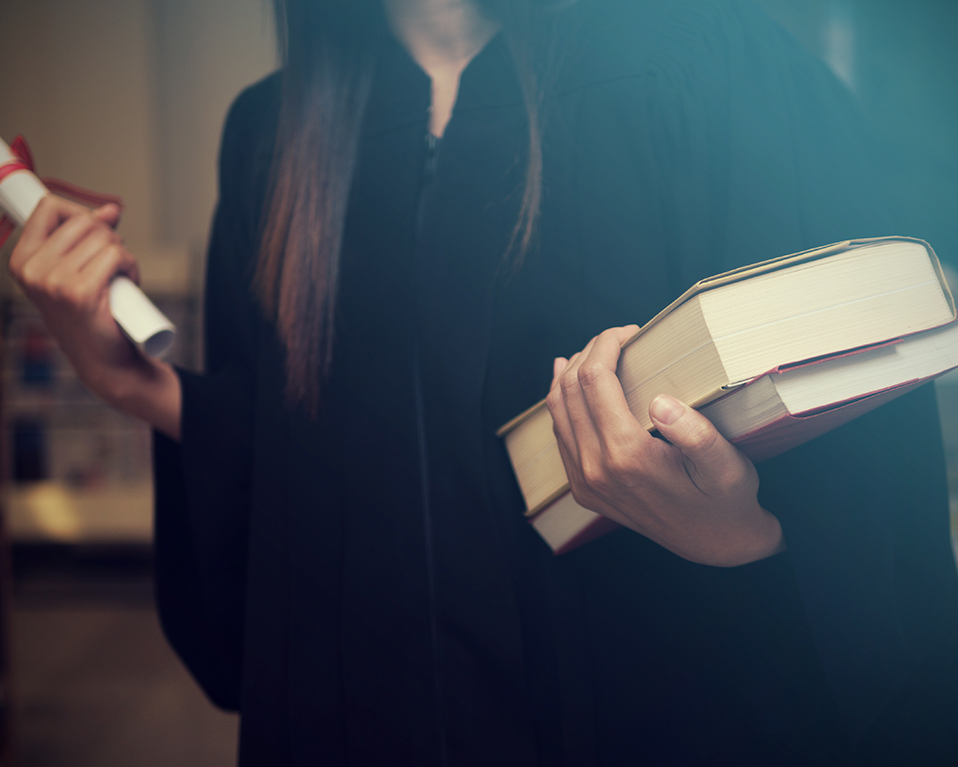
[10,0,958,763]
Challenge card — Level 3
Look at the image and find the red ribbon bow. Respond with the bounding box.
[0,134,124,247]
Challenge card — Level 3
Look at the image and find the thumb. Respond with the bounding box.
[649,394,750,490]
[93,202,122,229]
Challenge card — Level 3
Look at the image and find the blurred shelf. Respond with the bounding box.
[1,295,196,545]
[4,481,152,544]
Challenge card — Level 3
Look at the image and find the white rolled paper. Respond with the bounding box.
[0,163,48,226]
[0,137,175,358]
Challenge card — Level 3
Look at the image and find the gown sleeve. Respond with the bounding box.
[152,79,275,711]
[571,0,958,760]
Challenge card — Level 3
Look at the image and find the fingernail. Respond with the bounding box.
[650,394,683,425]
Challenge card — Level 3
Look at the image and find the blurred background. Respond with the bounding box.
[0,0,955,764]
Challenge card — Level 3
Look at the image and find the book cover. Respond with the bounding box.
[502,238,957,554]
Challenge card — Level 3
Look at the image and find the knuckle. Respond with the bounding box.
[576,360,603,388]
[42,275,68,303]
[546,387,562,415]
[61,282,87,307]
[35,195,62,217]
[74,211,105,239]
[18,260,42,289]
[580,458,606,490]
[37,272,84,309]
[89,226,111,248]
[73,210,97,233]
[559,370,579,396]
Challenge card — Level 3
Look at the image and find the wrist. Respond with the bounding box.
[660,505,785,568]
[106,357,182,441]
[711,507,786,567]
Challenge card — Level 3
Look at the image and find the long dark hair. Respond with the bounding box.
[257,0,562,412]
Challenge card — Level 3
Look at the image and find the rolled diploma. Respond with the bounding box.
[0,138,175,358]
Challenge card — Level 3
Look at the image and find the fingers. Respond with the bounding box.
[9,196,137,327]
[550,326,644,460]
[42,206,119,261]
[11,196,127,283]
[547,339,596,470]
[548,325,640,430]
[72,242,139,299]
[552,356,568,381]
[92,203,122,229]
[11,196,78,273]
[47,223,116,279]
[574,326,643,451]
[547,326,645,508]
[649,394,755,495]
[12,205,106,277]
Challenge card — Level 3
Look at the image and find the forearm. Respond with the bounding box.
[101,356,183,442]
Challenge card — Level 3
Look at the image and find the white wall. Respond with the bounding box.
[0,0,276,293]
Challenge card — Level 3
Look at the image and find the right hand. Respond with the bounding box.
[8,195,181,439]
[547,326,785,567]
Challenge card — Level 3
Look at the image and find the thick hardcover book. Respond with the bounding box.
[498,237,957,554]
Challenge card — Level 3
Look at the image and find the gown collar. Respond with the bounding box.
[363,28,524,137]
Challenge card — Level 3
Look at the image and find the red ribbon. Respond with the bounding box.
[0,134,124,247]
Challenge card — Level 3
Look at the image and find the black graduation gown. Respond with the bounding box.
[152,0,958,764]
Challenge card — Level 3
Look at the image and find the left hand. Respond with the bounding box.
[8,196,182,440]
[546,326,785,566]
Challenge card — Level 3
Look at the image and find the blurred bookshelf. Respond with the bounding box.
[0,295,199,545]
